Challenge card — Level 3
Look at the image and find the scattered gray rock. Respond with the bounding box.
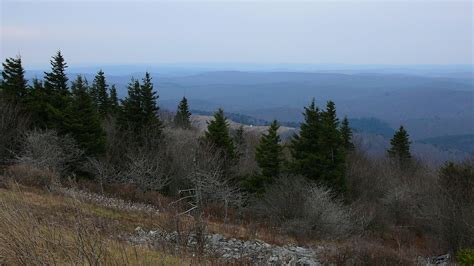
[128,227,322,265]
[428,254,450,265]
[417,253,451,266]
[56,187,160,214]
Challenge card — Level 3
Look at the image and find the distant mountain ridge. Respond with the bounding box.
[24,70,474,140]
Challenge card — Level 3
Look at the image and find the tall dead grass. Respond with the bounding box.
[0,187,182,265]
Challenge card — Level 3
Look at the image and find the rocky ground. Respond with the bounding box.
[56,187,160,214]
[130,227,323,265]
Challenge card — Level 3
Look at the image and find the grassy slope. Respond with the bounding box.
[0,185,186,265]
[0,181,436,265]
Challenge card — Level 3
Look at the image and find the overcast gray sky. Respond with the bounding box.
[1,0,472,67]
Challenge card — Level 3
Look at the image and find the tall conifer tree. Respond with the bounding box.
[319,101,346,193]
[91,70,110,117]
[119,79,142,133]
[64,76,105,155]
[256,120,284,180]
[340,116,355,151]
[174,96,192,129]
[387,126,412,167]
[140,72,161,127]
[204,108,235,158]
[234,125,245,147]
[119,73,162,138]
[109,84,119,113]
[290,99,347,194]
[27,79,49,128]
[44,51,69,100]
[290,99,323,181]
[43,51,70,131]
[1,56,28,104]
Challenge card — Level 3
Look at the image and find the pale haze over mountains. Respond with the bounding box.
[24,64,474,162]
[5,0,474,161]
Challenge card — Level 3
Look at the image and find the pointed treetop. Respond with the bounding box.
[91,69,110,117]
[1,55,28,103]
[204,108,236,158]
[340,116,355,151]
[65,75,105,156]
[174,96,192,129]
[140,72,160,125]
[109,84,119,112]
[387,125,412,166]
[251,119,284,193]
[44,50,69,96]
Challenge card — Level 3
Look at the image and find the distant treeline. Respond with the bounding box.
[192,109,396,138]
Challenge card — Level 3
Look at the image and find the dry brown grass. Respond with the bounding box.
[5,163,59,188]
[320,238,420,265]
[0,185,186,265]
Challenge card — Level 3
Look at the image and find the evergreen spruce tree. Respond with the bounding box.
[91,70,110,117]
[140,72,161,128]
[387,126,412,167]
[255,120,283,182]
[174,96,192,129]
[204,108,236,158]
[64,75,105,155]
[27,79,49,128]
[1,56,28,104]
[320,101,340,159]
[290,99,347,194]
[43,51,70,131]
[319,101,346,193]
[290,99,323,182]
[44,51,69,101]
[340,116,355,151]
[109,84,120,113]
[119,78,142,133]
[234,125,245,146]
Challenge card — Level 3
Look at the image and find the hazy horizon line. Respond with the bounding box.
[18,62,474,71]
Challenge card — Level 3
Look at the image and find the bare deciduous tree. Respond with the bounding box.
[86,158,121,195]
[15,130,83,176]
[254,175,358,239]
[171,143,244,255]
[121,148,171,192]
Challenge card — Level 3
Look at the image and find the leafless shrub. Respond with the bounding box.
[85,157,120,195]
[163,127,201,194]
[170,143,245,255]
[298,185,355,239]
[87,118,172,193]
[15,130,84,176]
[253,175,307,223]
[254,176,358,239]
[346,151,440,229]
[322,238,415,265]
[176,144,244,218]
[5,163,59,188]
[120,147,171,192]
[0,99,29,164]
[347,148,474,253]
[232,131,260,178]
[346,151,390,202]
[413,160,474,251]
